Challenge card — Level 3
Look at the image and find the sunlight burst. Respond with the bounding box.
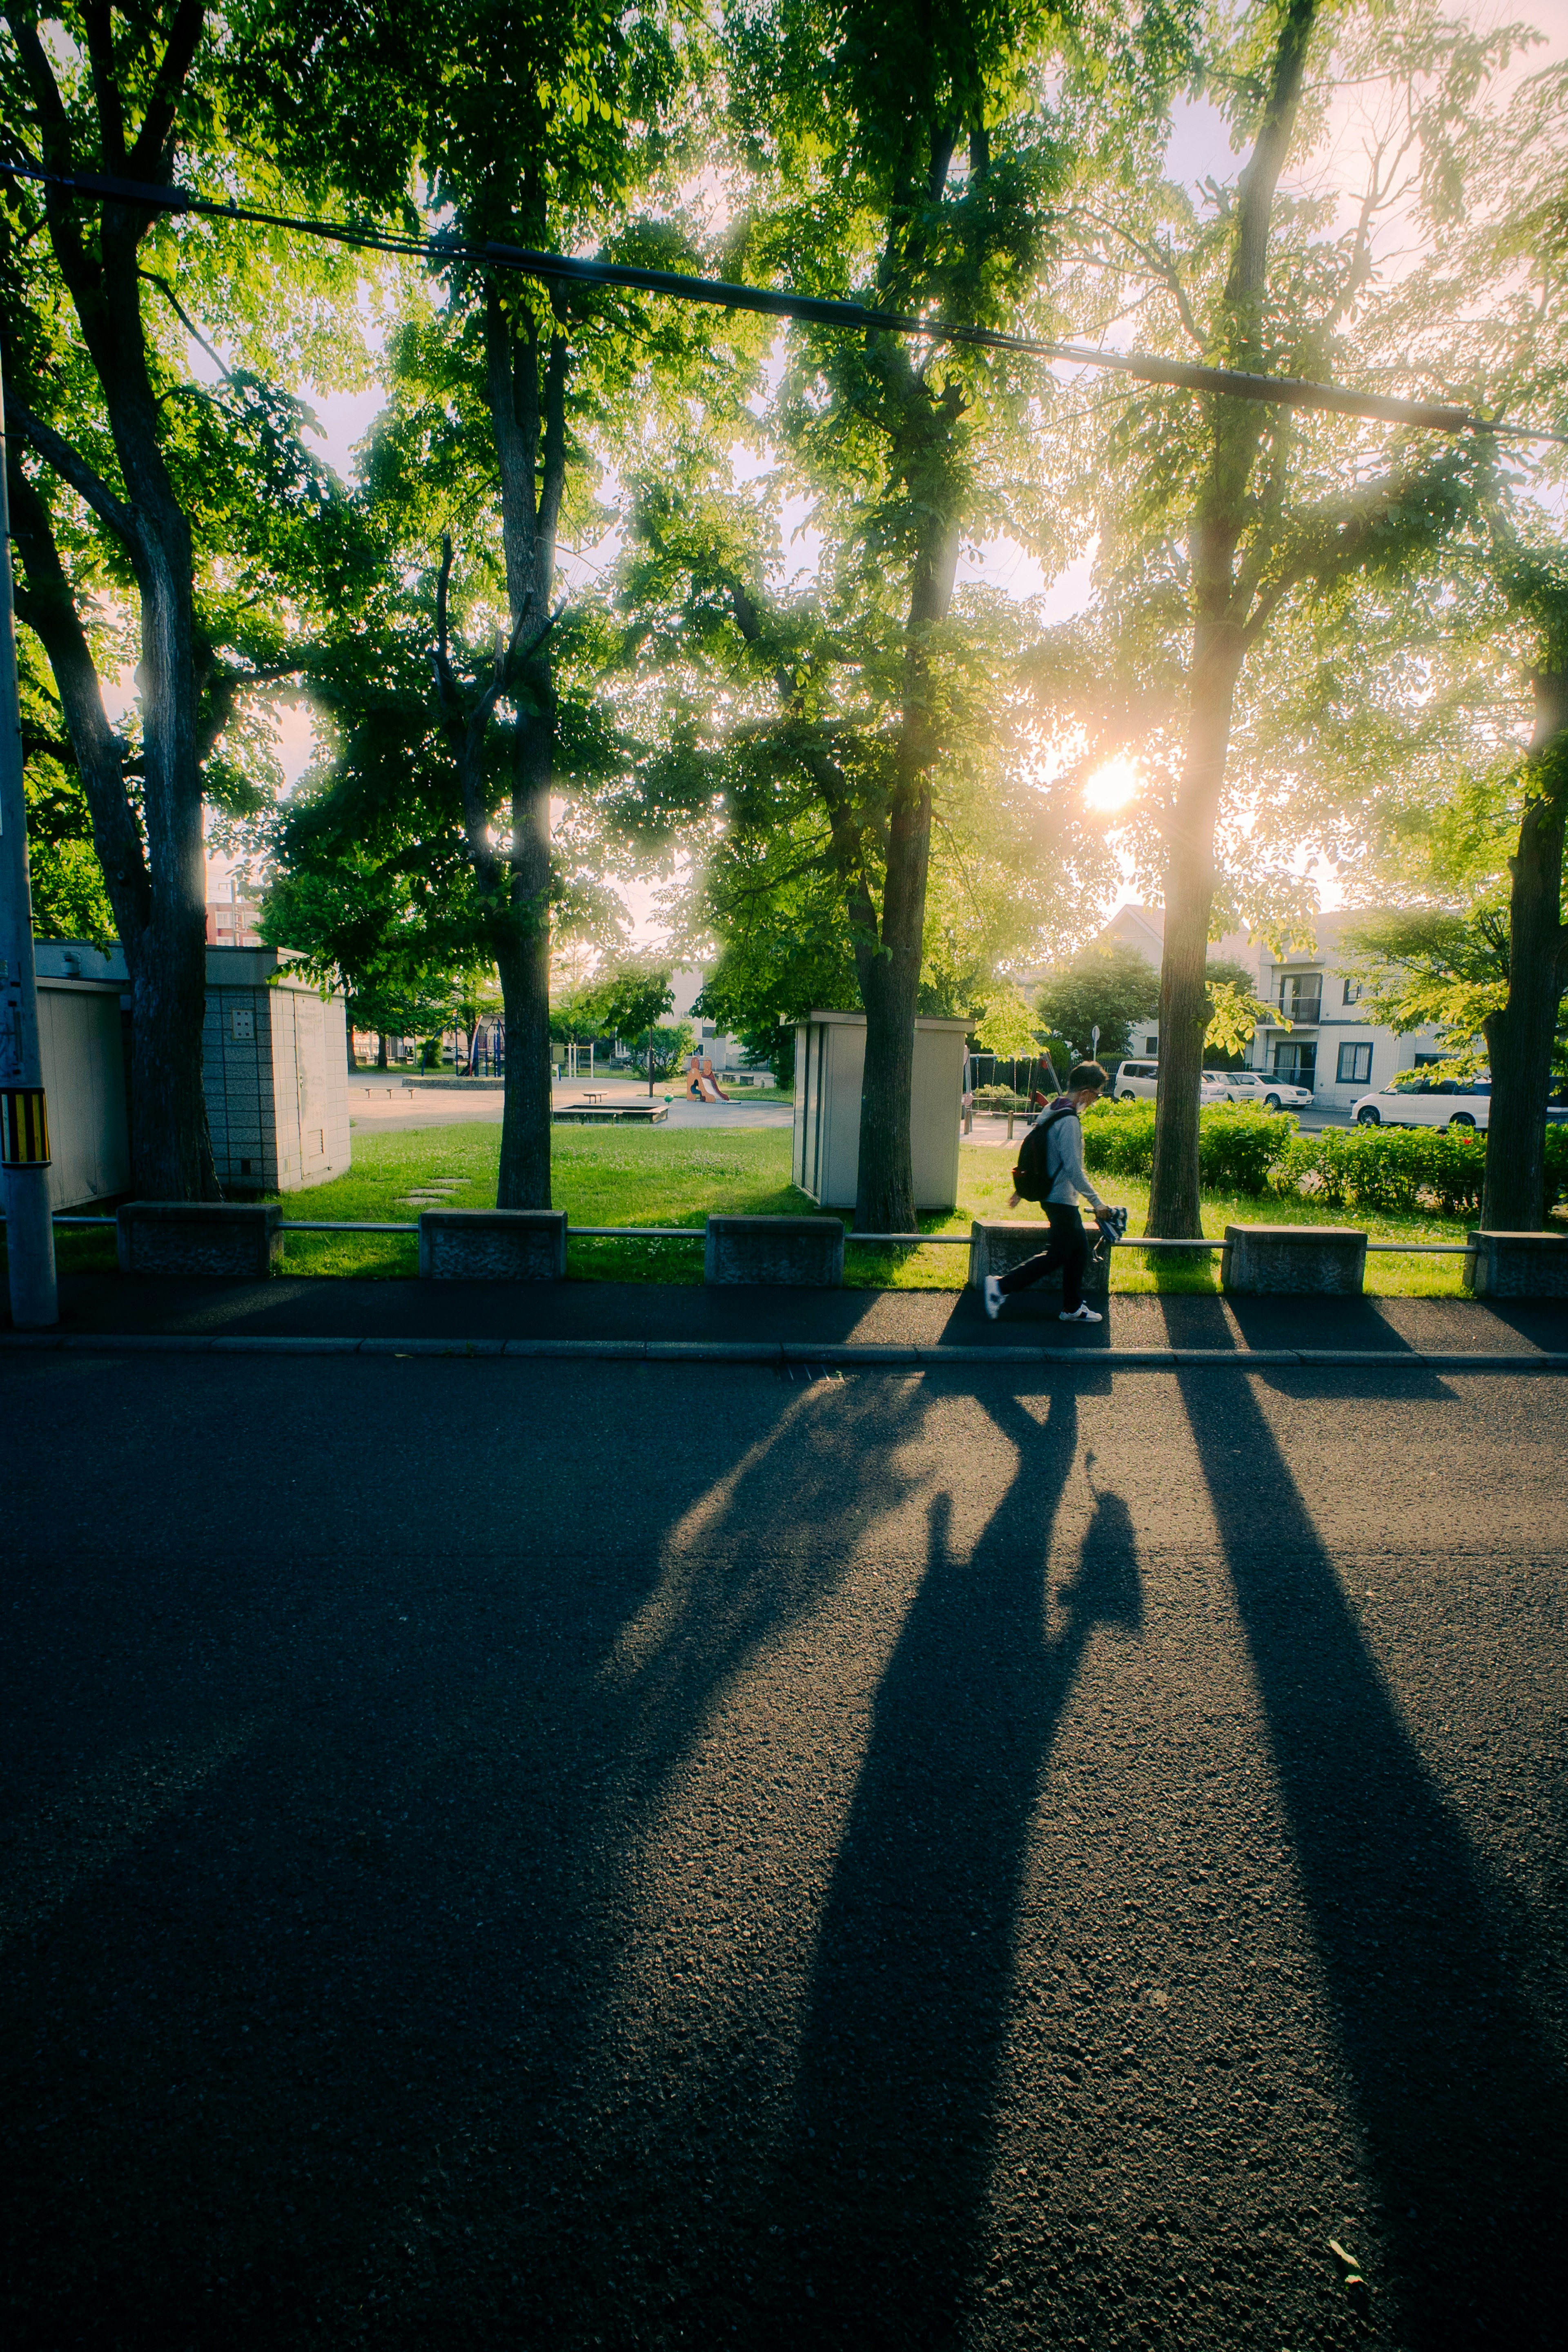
[1083,755,1141,814]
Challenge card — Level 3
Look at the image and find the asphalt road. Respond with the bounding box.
[2,1350,1564,2350]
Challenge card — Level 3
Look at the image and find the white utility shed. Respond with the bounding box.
[792,1009,970,1213]
[32,942,350,1196]
[34,966,130,1209]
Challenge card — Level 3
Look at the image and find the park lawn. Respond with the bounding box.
[266,1123,1470,1293]
[13,1123,1473,1292]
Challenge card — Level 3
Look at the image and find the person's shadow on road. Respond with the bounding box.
[742,1383,1141,2345]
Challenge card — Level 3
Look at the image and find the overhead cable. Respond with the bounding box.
[3,156,1564,445]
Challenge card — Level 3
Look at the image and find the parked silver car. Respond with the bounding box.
[1209,1069,1314,1111]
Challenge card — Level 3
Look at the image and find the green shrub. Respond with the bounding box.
[1197,1107,1295,1196]
[1546,1123,1568,1213]
[1081,1098,1156,1178]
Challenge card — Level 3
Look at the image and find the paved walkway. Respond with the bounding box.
[1,1338,1563,2348]
[346,1078,794,1135]
[11,1270,1568,1359]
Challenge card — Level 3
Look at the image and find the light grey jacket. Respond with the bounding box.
[1039,1107,1107,1212]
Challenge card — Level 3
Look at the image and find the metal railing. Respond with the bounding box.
[22,1214,1479,1256]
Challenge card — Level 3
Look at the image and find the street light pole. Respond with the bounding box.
[0,347,58,1328]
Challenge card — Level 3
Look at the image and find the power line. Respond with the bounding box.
[3,155,1565,445]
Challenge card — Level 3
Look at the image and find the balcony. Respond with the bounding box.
[1267,990,1321,1027]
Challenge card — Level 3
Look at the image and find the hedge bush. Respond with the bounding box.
[1078,1099,1568,1221]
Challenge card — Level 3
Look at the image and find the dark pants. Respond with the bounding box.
[998,1203,1089,1312]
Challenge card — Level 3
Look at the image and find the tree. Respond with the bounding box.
[1345,906,1568,1090]
[592,961,677,1093]
[15,629,115,940]
[620,0,1137,1229]
[2,0,369,1194]
[1048,0,1499,1232]
[248,0,716,1209]
[1034,940,1160,1066]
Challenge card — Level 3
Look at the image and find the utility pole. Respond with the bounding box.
[0,347,59,1328]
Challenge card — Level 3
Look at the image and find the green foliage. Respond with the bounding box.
[1034,941,1159,1065]
[972,986,1038,1060]
[1076,1099,1545,1218]
[591,964,675,1044]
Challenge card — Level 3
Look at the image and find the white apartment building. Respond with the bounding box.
[1097,904,1449,1112]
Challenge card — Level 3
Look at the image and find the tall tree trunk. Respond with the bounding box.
[852,786,932,1231]
[1147,638,1244,1235]
[484,285,565,1212]
[850,465,957,1231]
[1146,0,1318,1236]
[376,1031,388,1069]
[9,7,219,1200]
[1481,667,1568,1229]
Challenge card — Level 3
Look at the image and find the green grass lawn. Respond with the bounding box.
[21,1121,1479,1292]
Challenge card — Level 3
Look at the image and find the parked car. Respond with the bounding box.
[1111,1061,1234,1104]
[1211,1068,1314,1111]
[1351,1076,1492,1131]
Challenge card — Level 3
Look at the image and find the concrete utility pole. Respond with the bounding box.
[0,348,59,1328]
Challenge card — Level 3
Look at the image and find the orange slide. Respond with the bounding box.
[685,1053,731,1102]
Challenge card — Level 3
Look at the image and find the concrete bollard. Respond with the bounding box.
[967,1220,1111,1298]
[1464,1229,1568,1299]
[418,1209,567,1280]
[117,1200,282,1278]
[704,1215,844,1286]
[1222,1224,1366,1295]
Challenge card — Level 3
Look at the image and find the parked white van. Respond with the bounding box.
[1351,1076,1491,1131]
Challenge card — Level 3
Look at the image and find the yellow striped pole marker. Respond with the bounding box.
[1,1086,50,1166]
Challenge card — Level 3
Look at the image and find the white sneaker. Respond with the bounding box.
[1059,1304,1102,1324]
[982,1276,1004,1321]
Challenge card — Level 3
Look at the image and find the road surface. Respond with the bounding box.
[2,1346,1563,2348]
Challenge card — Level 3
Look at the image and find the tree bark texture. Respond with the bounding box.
[1147,0,1318,1236]
[1482,667,1568,1229]
[8,2,218,1198]
[485,286,565,1212]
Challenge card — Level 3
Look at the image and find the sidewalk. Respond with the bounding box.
[8,1271,1565,1362]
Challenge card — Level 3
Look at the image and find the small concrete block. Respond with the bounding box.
[967,1220,1111,1296]
[418,1209,567,1281]
[704,1214,844,1286]
[1221,1224,1367,1296]
[1465,1229,1568,1299]
[116,1201,283,1279]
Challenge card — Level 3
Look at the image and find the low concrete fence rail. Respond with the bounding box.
[19,1208,1564,1296]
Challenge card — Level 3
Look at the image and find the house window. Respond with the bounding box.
[1143,1036,1158,1054]
[1337,1042,1373,1085]
[1342,976,1362,1006]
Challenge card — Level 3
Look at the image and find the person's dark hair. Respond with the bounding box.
[1068,1061,1108,1092]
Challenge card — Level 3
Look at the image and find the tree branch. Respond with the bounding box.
[9,400,138,551]
[7,448,151,935]
[126,0,207,180]
[138,267,233,378]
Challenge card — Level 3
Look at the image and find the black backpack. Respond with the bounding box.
[1012,1102,1076,1202]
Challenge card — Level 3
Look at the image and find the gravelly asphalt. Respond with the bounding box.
[2,1349,1564,2352]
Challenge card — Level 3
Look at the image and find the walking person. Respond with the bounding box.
[983,1061,1118,1325]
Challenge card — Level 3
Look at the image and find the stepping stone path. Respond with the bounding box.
[399,1179,467,1207]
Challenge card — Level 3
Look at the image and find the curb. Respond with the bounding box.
[2,1332,1564,1372]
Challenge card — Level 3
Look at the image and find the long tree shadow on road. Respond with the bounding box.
[738,1382,1140,2348]
[1180,1368,1567,2348]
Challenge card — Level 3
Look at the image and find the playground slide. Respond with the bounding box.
[690,1072,730,1102]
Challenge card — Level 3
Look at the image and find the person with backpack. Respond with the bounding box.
[982,1061,1121,1324]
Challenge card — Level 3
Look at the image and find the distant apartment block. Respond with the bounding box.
[1096,905,1449,1110]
